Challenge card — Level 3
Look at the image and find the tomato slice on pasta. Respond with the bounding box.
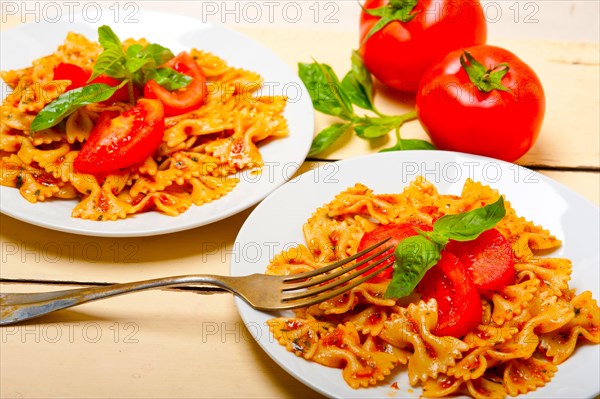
[418,251,482,338]
[356,223,432,282]
[73,98,164,177]
[446,228,515,297]
[144,51,207,116]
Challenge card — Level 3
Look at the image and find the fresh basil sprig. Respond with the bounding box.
[299,50,433,156]
[385,197,506,298]
[30,82,126,133]
[90,26,192,95]
[341,50,375,111]
[30,26,193,133]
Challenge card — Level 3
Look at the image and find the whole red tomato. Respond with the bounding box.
[359,0,487,92]
[416,45,546,162]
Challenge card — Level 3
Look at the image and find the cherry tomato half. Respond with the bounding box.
[144,52,207,116]
[416,45,546,162]
[73,99,165,177]
[445,228,515,298]
[356,223,432,282]
[419,251,482,338]
[53,63,130,103]
[359,0,487,92]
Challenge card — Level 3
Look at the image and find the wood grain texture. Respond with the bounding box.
[0,283,326,399]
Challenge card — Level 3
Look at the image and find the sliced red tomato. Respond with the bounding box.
[356,223,432,282]
[53,63,90,91]
[419,251,482,338]
[53,63,130,103]
[73,98,164,177]
[445,228,515,297]
[143,51,207,116]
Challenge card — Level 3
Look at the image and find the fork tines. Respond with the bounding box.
[280,238,395,307]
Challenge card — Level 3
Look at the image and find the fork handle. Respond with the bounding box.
[0,275,235,326]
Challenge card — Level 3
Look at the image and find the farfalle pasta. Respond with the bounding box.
[1,32,288,221]
[265,177,599,398]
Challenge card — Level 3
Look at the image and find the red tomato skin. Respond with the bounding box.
[445,228,515,297]
[419,251,482,338]
[92,75,131,103]
[416,45,546,162]
[73,99,164,176]
[357,223,432,282]
[144,52,207,116]
[359,0,487,92]
[53,63,90,91]
[53,63,131,103]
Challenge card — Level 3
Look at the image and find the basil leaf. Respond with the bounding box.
[97,25,123,51]
[143,43,175,65]
[380,138,436,152]
[126,55,152,74]
[384,235,441,298]
[146,67,192,91]
[126,44,145,56]
[432,197,506,243]
[90,47,127,81]
[308,123,351,157]
[125,43,175,76]
[341,72,374,111]
[298,62,354,120]
[30,83,125,132]
[341,51,374,110]
[350,50,373,104]
[124,44,151,74]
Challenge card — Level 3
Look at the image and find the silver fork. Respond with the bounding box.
[0,239,393,325]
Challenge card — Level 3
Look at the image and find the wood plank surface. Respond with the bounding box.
[0,283,326,399]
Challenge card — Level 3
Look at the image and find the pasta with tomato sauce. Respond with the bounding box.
[265,177,599,398]
[0,32,288,220]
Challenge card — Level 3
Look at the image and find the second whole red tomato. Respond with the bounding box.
[359,0,487,92]
[416,45,546,162]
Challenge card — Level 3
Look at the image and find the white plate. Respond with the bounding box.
[232,151,600,399]
[0,11,313,237]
